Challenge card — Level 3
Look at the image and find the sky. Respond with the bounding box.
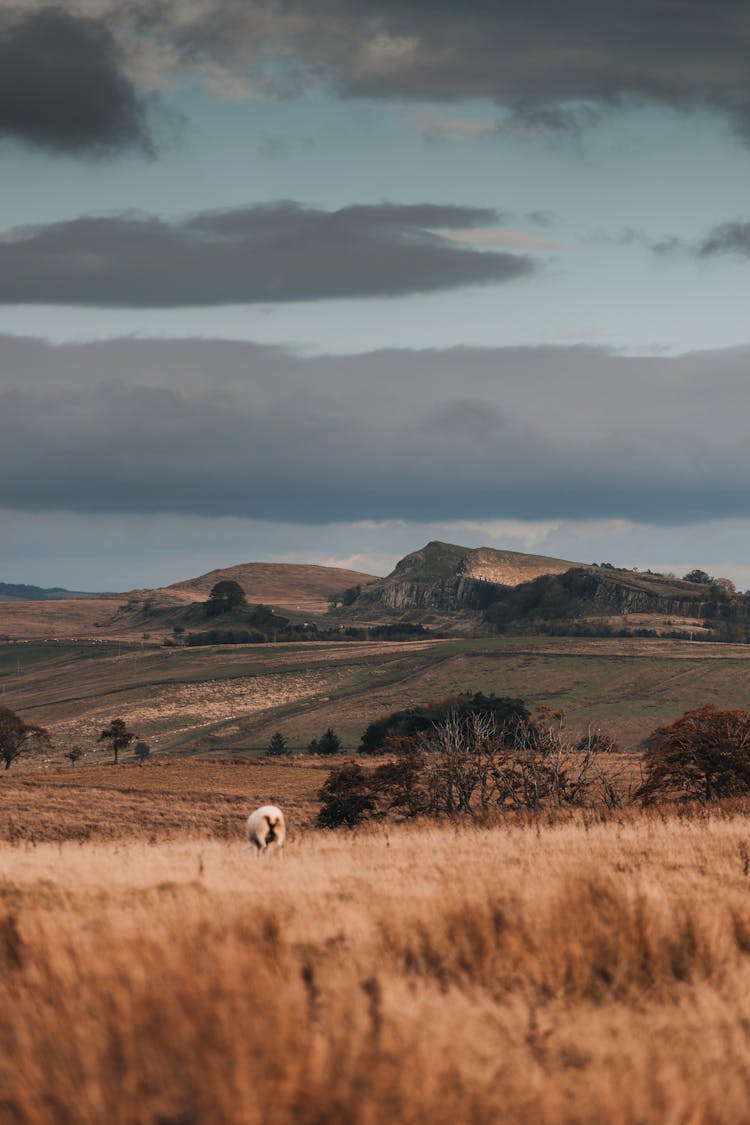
[3,1,750,591]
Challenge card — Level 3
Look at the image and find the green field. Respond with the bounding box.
[3,633,750,763]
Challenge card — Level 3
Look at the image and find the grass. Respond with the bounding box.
[7,635,750,761]
[5,797,750,1122]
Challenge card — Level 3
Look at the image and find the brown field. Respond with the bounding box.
[4,769,750,1123]
[0,598,128,640]
[0,758,329,843]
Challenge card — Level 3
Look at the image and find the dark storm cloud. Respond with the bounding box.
[3,335,750,524]
[0,203,534,306]
[0,6,153,155]
[125,0,750,138]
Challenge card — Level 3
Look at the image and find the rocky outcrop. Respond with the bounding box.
[350,542,723,626]
[359,573,499,612]
[356,540,581,613]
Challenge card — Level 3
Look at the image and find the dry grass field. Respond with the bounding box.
[4,784,750,1123]
[0,758,327,842]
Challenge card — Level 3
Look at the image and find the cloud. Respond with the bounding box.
[636,219,750,259]
[698,221,750,257]
[0,203,536,306]
[4,335,750,527]
[0,5,155,155]
[114,0,750,139]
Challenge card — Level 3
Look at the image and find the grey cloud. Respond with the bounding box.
[3,335,750,525]
[121,0,750,138]
[698,221,750,257]
[0,203,534,307]
[0,6,154,155]
[637,220,750,258]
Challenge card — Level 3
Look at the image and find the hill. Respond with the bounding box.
[0,581,98,601]
[156,561,378,612]
[0,561,379,641]
[351,541,582,613]
[344,540,728,637]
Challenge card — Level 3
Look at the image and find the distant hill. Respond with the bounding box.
[344,540,731,637]
[0,546,740,644]
[144,561,379,613]
[352,541,584,612]
[0,582,99,601]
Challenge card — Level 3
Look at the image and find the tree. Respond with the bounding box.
[134,741,151,764]
[359,693,530,754]
[65,745,83,767]
[683,569,713,585]
[98,718,136,765]
[266,731,289,757]
[311,728,342,756]
[0,707,50,770]
[317,764,376,828]
[638,705,750,802]
[206,579,246,617]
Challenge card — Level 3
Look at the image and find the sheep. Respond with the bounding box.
[246,804,286,856]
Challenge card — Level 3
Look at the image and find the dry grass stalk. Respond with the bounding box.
[3,815,750,1122]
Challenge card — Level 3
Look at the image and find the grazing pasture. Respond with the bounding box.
[4,634,750,760]
[4,786,750,1123]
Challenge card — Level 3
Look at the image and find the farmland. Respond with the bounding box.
[3,633,750,763]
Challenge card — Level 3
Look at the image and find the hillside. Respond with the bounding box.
[0,561,379,641]
[158,561,378,611]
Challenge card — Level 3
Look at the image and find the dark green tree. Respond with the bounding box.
[683,569,713,585]
[266,731,289,757]
[98,718,136,765]
[206,579,247,617]
[313,727,342,755]
[359,693,529,754]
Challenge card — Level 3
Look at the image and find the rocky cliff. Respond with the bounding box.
[350,541,720,626]
[355,541,582,613]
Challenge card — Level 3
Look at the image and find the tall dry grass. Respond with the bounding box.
[4,816,750,1122]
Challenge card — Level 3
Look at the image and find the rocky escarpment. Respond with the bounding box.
[348,541,729,628]
[482,567,716,629]
[357,573,498,612]
[355,541,581,613]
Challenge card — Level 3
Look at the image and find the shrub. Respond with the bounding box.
[320,711,627,827]
[134,741,151,764]
[316,764,376,828]
[359,693,529,754]
[638,705,750,802]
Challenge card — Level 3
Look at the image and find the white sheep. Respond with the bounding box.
[246,805,286,856]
